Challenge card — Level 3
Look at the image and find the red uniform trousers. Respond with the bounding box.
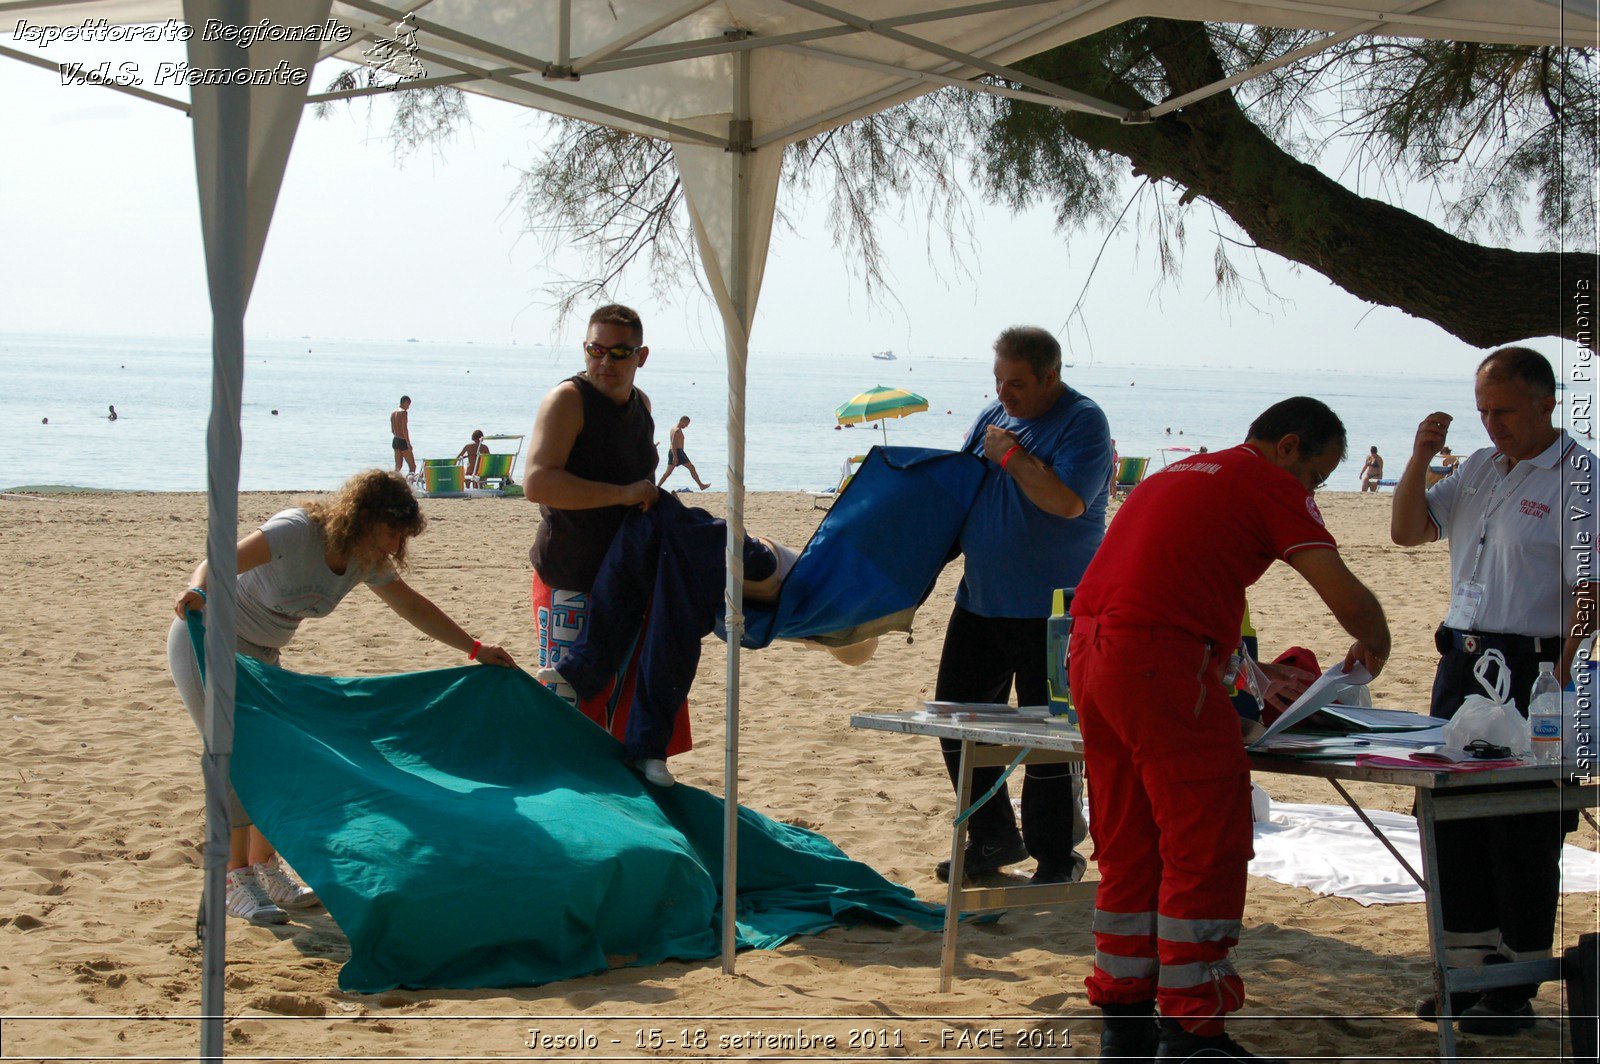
[1070,619,1254,1036]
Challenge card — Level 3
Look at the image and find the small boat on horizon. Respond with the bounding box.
[871,349,896,361]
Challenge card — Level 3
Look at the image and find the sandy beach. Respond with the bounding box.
[2,488,1594,1061]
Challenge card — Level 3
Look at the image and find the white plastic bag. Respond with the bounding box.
[1442,650,1531,757]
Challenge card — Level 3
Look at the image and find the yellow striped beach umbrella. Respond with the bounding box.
[835,386,929,444]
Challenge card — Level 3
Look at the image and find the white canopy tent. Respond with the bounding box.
[5,0,1592,1057]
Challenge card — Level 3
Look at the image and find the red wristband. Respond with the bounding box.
[1000,444,1023,470]
[468,640,481,661]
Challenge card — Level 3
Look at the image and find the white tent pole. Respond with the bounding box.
[721,45,754,976]
[189,1,250,1055]
[1141,0,1445,119]
[571,0,720,73]
[777,41,1129,119]
[582,0,1076,74]
[1224,0,1573,39]
[558,0,572,67]
[780,0,1117,109]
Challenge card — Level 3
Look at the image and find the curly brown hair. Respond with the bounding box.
[301,469,425,572]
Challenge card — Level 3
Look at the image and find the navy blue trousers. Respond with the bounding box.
[555,495,776,760]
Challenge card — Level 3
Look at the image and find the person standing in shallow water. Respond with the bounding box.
[390,397,415,477]
[1359,446,1383,492]
[107,405,118,421]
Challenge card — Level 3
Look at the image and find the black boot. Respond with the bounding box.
[1459,991,1536,1036]
[1156,1019,1285,1062]
[1099,1001,1160,1060]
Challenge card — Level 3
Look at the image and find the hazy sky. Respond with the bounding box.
[0,33,1575,375]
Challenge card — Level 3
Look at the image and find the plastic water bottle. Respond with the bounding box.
[1529,661,1562,765]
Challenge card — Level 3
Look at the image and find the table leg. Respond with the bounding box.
[939,739,975,994]
[1327,779,1426,888]
[1417,790,1458,1061]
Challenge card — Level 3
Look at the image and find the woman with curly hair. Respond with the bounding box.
[166,469,514,926]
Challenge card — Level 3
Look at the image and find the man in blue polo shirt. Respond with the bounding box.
[934,325,1113,885]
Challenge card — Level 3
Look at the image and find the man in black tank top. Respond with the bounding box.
[525,304,661,588]
[524,304,675,783]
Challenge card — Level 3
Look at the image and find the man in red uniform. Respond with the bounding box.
[1070,397,1390,1061]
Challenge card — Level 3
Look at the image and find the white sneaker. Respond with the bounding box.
[534,665,566,687]
[253,855,319,909]
[226,868,288,925]
[639,758,676,788]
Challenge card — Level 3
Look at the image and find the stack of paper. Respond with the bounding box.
[1249,665,1437,753]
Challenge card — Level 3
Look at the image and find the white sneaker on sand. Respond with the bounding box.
[253,855,319,909]
[639,758,676,788]
[534,665,565,687]
[226,868,288,925]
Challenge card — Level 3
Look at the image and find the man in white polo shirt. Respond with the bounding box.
[1392,346,1595,1035]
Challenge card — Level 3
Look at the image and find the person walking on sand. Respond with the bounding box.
[391,396,415,477]
[167,469,514,926]
[658,416,711,490]
[1359,445,1383,492]
[1072,397,1389,1062]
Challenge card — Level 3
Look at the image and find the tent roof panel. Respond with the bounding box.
[14,1,1589,150]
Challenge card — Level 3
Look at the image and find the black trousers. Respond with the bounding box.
[936,604,1083,865]
[1429,634,1574,992]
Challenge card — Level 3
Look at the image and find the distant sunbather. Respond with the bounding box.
[456,429,490,478]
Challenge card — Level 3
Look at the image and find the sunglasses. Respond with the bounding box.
[584,341,640,362]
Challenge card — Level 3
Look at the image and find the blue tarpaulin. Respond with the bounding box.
[733,446,988,647]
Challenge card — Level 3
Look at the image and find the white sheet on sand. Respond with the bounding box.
[1248,800,1600,906]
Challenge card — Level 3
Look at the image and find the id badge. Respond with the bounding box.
[1443,580,1485,631]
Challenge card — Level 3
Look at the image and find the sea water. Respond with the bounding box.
[1,331,1495,494]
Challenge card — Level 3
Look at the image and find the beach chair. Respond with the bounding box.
[470,451,517,492]
[1113,456,1149,498]
[422,461,465,496]
[409,457,455,488]
[810,454,867,510]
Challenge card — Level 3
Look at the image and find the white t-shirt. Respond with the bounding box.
[1426,432,1597,637]
[236,508,398,648]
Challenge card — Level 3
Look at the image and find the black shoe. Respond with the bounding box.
[1029,856,1086,885]
[1156,1020,1284,1062]
[1099,1001,1159,1059]
[934,835,1028,883]
[1459,996,1536,1036]
[1415,990,1486,1022]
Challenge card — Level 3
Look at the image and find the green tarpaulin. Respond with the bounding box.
[210,625,943,992]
